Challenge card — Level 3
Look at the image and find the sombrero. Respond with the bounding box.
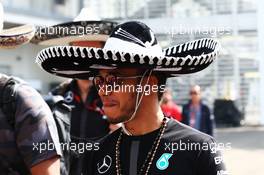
[0,2,35,49]
[36,21,220,79]
[31,8,118,45]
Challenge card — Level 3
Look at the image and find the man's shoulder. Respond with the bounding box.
[0,74,27,92]
[15,83,55,129]
[99,128,122,145]
[16,83,43,102]
[0,73,9,80]
[164,118,213,143]
[201,102,210,110]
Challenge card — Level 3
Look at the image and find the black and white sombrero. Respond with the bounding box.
[31,8,117,45]
[0,3,35,49]
[36,21,220,79]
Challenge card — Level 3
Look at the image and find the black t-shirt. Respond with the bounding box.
[88,118,227,175]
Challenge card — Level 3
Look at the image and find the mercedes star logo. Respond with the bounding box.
[97,155,112,174]
[64,91,74,103]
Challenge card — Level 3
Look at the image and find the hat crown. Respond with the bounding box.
[103,21,163,57]
[111,21,158,47]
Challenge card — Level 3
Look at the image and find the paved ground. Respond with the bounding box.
[215,126,264,175]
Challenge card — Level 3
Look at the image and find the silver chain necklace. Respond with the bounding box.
[115,117,167,175]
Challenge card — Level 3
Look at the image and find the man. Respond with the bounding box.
[36,21,227,174]
[31,8,118,175]
[0,3,61,175]
[161,88,182,121]
[182,85,214,136]
[0,74,62,175]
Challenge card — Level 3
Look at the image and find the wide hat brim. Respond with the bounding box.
[31,21,117,45]
[0,24,35,49]
[36,38,220,79]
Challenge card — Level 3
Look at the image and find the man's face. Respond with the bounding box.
[94,68,143,124]
[190,86,201,103]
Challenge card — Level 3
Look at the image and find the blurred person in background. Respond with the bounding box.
[182,85,214,136]
[0,2,61,174]
[161,88,182,121]
[31,8,119,175]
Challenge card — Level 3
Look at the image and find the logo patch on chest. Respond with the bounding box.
[156,153,173,170]
[97,155,112,174]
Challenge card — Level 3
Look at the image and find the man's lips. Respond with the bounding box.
[102,100,118,107]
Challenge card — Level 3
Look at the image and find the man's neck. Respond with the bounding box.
[191,100,201,106]
[123,102,164,136]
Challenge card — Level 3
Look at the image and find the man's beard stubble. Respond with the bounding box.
[106,93,137,124]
